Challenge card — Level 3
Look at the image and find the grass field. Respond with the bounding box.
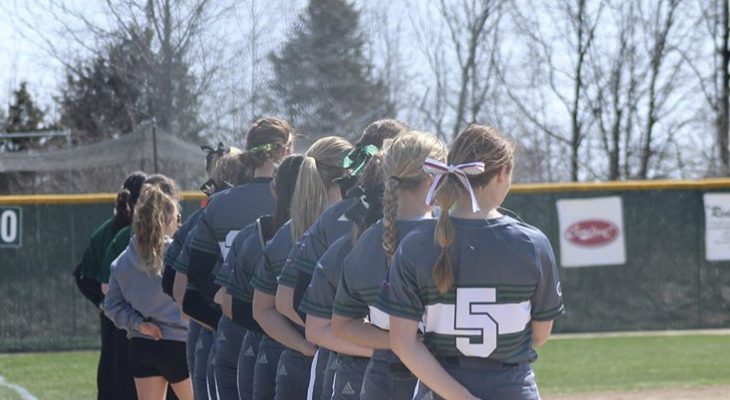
[0,333,728,399]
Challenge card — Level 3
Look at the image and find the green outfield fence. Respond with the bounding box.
[1,181,730,352]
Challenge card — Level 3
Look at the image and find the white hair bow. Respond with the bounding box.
[423,158,485,212]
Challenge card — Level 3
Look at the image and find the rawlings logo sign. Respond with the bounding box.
[565,220,619,247]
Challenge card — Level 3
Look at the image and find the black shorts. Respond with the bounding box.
[129,337,190,383]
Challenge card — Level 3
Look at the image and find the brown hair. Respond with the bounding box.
[142,174,179,201]
[382,132,446,261]
[211,148,249,188]
[290,136,353,240]
[432,125,515,294]
[239,117,295,170]
[113,171,147,230]
[133,184,178,275]
[273,154,305,231]
[356,119,410,148]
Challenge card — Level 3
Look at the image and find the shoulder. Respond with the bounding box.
[501,217,552,258]
[90,218,116,241]
[398,219,437,254]
[323,198,358,223]
[110,243,136,273]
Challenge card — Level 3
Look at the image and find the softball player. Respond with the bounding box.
[104,181,193,400]
[73,171,146,400]
[330,132,446,400]
[253,136,353,400]
[225,154,305,400]
[378,125,565,400]
[186,117,295,400]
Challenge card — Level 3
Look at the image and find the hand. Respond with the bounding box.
[297,340,317,357]
[139,322,162,341]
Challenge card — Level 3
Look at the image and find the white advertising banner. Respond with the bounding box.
[556,196,626,268]
[703,193,730,261]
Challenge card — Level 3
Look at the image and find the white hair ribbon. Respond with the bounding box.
[423,158,485,212]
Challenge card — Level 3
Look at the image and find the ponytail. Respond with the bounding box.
[433,177,460,294]
[133,185,177,276]
[382,176,399,261]
[113,189,133,229]
[290,156,328,240]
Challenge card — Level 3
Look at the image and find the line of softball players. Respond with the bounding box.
[76,116,564,400]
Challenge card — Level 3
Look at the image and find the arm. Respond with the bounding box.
[331,314,389,350]
[173,272,188,306]
[253,289,315,356]
[214,287,233,319]
[103,273,143,334]
[390,316,477,400]
[531,320,553,347]
[305,315,372,357]
[275,284,305,327]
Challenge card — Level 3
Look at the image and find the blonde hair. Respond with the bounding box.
[290,136,353,240]
[433,125,514,294]
[381,132,446,261]
[211,147,249,188]
[133,184,178,275]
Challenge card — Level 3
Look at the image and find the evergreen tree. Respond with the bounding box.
[2,82,46,152]
[269,0,392,142]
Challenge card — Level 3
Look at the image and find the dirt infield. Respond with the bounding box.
[544,386,730,400]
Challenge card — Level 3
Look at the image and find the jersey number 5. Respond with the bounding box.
[454,288,498,357]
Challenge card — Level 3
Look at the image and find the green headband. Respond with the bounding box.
[248,143,277,153]
[343,144,378,177]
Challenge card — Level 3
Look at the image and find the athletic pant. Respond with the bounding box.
[306,348,329,400]
[111,319,137,400]
[238,330,262,400]
[319,350,338,400]
[330,355,368,400]
[98,313,115,400]
[253,336,285,400]
[214,316,247,400]
[360,350,416,400]
[194,327,215,400]
[186,321,202,385]
[274,349,313,400]
[412,360,539,400]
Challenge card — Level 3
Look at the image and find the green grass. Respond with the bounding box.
[0,334,728,399]
[533,334,730,394]
[0,351,97,400]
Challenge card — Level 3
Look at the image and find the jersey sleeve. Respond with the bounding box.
[277,242,303,288]
[251,249,279,295]
[299,262,337,319]
[215,235,239,288]
[226,235,258,302]
[172,228,196,274]
[375,244,424,321]
[190,206,219,255]
[333,257,369,319]
[530,233,565,321]
[290,225,326,274]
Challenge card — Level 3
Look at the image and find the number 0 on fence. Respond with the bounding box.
[0,207,21,248]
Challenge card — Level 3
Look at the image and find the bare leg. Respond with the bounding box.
[170,378,194,400]
[134,376,168,400]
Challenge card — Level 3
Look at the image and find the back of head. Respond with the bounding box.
[356,119,410,148]
[381,131,447,260]
[239,117,295,171]
[211,148,249,189]
[113,171,148,229]
[143,174,179,201]
[290,136,353,240]
[432,124,515,294]
[133,184,178,275]
[273,154,305,231]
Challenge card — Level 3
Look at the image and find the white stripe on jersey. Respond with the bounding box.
[367,306,390,330]
[423,289,531,336]
[218,230,240,259]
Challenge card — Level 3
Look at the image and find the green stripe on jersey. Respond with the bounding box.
[299,299,332,319]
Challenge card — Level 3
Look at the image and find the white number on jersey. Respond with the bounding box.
[423,288,532,358]
[218,230,240,259]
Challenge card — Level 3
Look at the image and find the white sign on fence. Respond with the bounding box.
[0,207,21,248]
[703,193,730,261]
[556,196,626,268]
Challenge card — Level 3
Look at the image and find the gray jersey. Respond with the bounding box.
[251,221,294,295]
[299,233,355,319]
[165,206,204,268]
[280,198,358,287]
[226,222,266,302]
[215,223,256,288]
[333,219,432,330]
[377,216,564,364]
[190,178,275,263]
